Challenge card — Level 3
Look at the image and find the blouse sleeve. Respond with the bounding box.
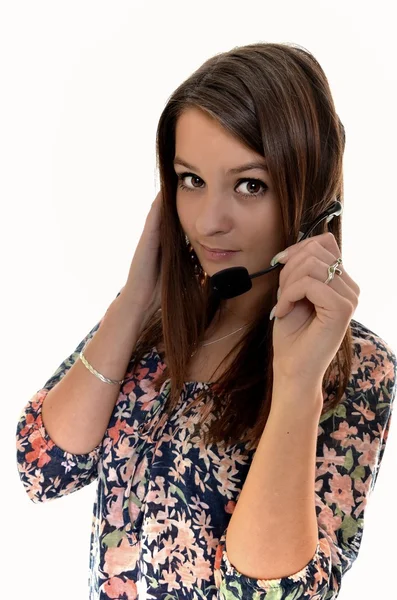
[15,289,124,504]
[213,355,397,599]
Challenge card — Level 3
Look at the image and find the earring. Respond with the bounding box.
[185,234,190,245]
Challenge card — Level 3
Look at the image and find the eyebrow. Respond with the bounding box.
[173,156,268,174]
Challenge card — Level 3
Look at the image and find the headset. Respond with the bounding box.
[209,199,343,300]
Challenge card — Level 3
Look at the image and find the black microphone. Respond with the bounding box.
[209,200,343,300]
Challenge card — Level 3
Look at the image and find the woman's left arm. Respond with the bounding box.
[213,231,396,599]
[225,381,324,580]
[225,230,360,579]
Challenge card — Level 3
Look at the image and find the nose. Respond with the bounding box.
[194,191,233,236]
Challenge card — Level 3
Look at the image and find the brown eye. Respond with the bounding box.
[236,179,267,197]
[177,173,203,191]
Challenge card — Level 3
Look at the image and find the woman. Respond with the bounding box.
[16,42,396,599]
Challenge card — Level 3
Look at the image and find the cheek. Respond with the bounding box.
[176,201,197,241]
[175,198,188,233]
[246,209,282,259]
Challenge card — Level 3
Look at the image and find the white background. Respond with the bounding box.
[3,1,396,598]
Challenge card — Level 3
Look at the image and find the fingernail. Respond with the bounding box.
[270,249,288,266]
[269,304,277,320]
[277,286,281,301]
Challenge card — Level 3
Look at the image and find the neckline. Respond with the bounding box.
[153,345,215,387]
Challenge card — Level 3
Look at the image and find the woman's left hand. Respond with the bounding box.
[270,232,360,388]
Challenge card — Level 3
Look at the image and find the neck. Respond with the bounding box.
[202,312,251,345]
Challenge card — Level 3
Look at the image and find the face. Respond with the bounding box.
[174,107,284,323]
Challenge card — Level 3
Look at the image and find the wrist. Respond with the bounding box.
[271,375,324,415]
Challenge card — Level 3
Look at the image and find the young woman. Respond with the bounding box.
[16,42,396,599]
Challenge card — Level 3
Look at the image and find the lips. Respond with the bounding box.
[201,244,238,252]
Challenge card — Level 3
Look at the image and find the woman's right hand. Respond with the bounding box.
[119,190,163,320]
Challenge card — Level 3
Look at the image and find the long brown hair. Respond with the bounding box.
[131,42,353,451]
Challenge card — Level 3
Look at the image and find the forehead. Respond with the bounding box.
[175,107,237,146]
[174,108,267,173]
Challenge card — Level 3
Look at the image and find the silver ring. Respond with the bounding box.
[324,257,343,285]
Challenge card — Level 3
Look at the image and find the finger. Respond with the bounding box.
[278,243,359,297]
[288,231,339,256]
[277,232,345,275]
[274,275,358,320]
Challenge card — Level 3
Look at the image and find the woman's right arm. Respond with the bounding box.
[16,288,147,502]
[17,191,163,502]
[40,289,147,454]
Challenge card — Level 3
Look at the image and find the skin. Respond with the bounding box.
[174,106,284,335]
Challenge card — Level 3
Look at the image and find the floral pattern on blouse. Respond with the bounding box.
[16,308,396,599]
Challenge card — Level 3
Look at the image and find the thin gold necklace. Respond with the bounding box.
[190,323,249,358]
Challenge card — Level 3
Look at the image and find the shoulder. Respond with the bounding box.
[350,318,397,377]
[348,318,396,404]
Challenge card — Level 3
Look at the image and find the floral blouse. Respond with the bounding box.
[16,302,396,600]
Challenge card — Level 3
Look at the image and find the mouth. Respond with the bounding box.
[200,244,239,253]
[199,243,240,261]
